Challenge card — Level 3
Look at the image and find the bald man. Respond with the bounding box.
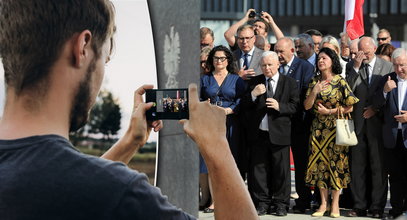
[274,37,315,213]
[346,36,394,218]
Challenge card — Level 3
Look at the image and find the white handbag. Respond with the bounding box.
[335,108,358,146]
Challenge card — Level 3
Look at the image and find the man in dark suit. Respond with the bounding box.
[274,37,315,213]
[375,48,407,219]
[232,24,264,80]
[346,37,393,218]
[242,51,299,216]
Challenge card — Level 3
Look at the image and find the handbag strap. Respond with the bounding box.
[337,105,352,120]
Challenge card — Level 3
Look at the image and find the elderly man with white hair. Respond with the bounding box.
[346,36,394,218]
[241,51,299,216]
[375,48,407,219]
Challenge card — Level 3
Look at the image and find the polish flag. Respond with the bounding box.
[344,0,365,40]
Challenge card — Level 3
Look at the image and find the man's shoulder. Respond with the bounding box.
[0,135,153,219]
[376,57,393,69]
[253,47,264,55]
[232,48,241,57]
[293,56,313,69]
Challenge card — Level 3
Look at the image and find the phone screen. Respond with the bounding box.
[145,88,189,120]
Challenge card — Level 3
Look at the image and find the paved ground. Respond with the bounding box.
[198,171,407,220]
[199,210,380,220]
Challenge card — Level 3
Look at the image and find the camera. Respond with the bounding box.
[145,88,189,120]
[249,10,262,18]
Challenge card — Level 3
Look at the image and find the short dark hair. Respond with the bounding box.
[305,29,323,37]
[316,47,342,75]
[205,45,238,74]
[253,19,269,33]
[0,0,115,95]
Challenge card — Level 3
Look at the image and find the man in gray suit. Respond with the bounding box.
[233,24,264,80]
[232,24,264,181]
[346,36,393,218]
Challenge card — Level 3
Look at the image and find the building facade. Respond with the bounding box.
[201,0,407,47]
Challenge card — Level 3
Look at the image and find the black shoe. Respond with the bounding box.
[347,208,367,217]
[292,205,307,213]
[256,206,268,216]
[368,210,383,219]
[275,207,288,216]
[389,209,403,219]
[203,207,214,213]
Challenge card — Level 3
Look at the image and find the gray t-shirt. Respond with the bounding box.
[0,135,195,220]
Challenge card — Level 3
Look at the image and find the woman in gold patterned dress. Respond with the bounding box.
[304,47,359,218]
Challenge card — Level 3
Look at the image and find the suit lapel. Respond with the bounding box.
[249,47,261,70]
[370,59,383,86]
[234,50,243,69]
[274,74,284,99]
[287,57,298,77]
[255,75,267,107]
[392,75,399,110]
[361,65,369,86]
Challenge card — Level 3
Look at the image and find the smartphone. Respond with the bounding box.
[145,88,189,120]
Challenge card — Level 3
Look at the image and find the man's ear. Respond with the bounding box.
[73,30,93,68]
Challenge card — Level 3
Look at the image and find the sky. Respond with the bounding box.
[0,0,159,142]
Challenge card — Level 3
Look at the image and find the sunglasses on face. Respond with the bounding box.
[377,37,388,41]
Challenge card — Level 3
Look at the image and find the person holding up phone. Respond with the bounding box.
[0,1,257,219]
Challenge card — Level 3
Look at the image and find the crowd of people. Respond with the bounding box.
[162,97,187,113]
[199,9,407,219]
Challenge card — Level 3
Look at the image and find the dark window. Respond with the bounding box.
[278,0,286,16]
[295,0,303,15]
[390,0,398,14]
[305,0,312,15]
[313,0,320,15]
[322,0,330,15]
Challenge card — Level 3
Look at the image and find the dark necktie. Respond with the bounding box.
[267,78,274,98]
[364,64,370,84]
[243,53,249,70]
[279,64,288,75]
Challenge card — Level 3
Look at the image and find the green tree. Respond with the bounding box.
[88,90,122,141]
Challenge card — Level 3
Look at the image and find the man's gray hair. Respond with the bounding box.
[392,48,407,60]
[358,36,376,48]
[294,33,314,48]
[261,51,278,61]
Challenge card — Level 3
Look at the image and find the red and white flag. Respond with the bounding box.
[344,0,365,40]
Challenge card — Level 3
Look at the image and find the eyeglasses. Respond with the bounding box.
[200,43,210,48]
[237,35,254,42]
[213,56,227,62]
[377,37,388,41]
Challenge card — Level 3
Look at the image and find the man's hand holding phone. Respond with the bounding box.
[101,84,163,164]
